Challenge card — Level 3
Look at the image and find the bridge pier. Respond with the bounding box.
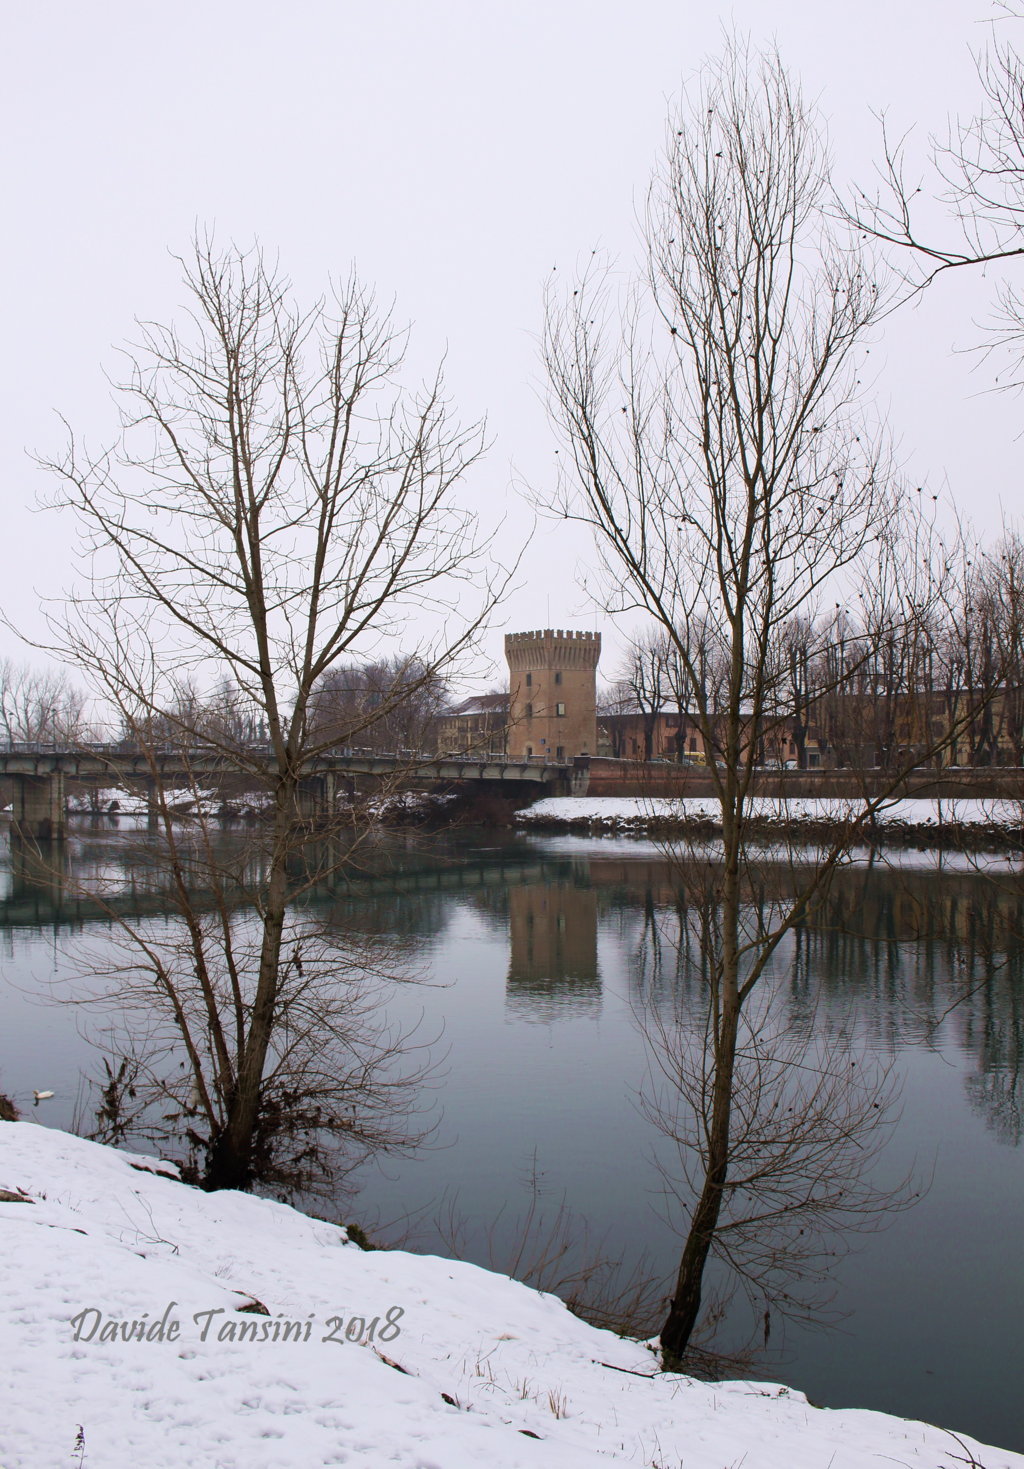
[546,758,591,797]
[10,772,66,843]
[293,773,338,824]
[569,758,591,797]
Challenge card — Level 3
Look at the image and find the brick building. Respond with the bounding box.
[435,692,509,756]
[597,708,828,767]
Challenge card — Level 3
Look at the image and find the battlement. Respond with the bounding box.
[504,629,602,671]
[505,629,600,644]
[505,625,599,637]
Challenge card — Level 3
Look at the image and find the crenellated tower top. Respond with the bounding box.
[504,628,602,672]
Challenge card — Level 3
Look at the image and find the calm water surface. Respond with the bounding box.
[1,823,1022,1451]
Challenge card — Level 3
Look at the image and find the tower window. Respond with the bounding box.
[526,673,532,687]
[526,703,533,719]
[526,745,533,758]
[554,671,562,685]
[556,703,566,717]
[556,745,564,759]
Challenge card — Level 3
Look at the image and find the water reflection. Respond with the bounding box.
[6,839,69,910]
[555,855,1024,1150]
[506,883,601,1022]
[3,832,1023,1149]
[959,964,1024,1145]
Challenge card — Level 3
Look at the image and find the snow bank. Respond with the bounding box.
[66,788,271,819]
[0,1124,1019,1468]
[365,790,459,821]
[67,787,152,816]
[517,794,1024,842]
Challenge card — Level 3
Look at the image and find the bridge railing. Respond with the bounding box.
[0,741,587,776]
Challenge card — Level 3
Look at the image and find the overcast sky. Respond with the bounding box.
[2,0,1018,693]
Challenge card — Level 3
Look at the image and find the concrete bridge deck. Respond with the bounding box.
[0,744,590,840]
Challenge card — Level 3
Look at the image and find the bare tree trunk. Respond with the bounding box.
[661,905,740,1360]
[205,806,291,1190]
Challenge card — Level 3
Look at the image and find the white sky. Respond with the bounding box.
[1,0,1019,694]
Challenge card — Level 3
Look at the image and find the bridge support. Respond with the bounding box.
[10,772,66,843]
[570,758,591,797]
[145,777,159,829]
[293,773,338,824]
[538,758,592,798]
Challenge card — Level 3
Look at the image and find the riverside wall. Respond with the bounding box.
[583,758,1024,800]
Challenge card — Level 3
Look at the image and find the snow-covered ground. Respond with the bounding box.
[62,788,453,822]
[65,787,272,819]
[66,787,224,817]
[66,786,152,816]
[517,794,1023,838]
[0,1123,1019,1468]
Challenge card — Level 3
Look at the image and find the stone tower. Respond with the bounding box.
[504,628,601,761]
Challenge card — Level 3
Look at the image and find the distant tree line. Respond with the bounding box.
[602,527,1024,770]
[0,657,454,760]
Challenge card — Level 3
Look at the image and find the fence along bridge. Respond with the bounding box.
[0,745,590,841]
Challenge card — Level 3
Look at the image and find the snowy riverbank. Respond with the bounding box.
[0,1123,1020,1468]
[516,794,1024,847]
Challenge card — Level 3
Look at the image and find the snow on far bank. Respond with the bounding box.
[517,794,1023,837]
[0,1124,1020,1469]
[66,788,273,819]
[66,787,152,817]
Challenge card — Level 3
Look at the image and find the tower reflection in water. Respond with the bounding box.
[506,881,601,1022]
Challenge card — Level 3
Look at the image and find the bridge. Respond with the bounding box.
[0,744,590,841]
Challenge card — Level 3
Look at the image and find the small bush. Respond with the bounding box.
[344,1221,376,1251]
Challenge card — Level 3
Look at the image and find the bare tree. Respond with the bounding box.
[544,41,944,1363]
[970,532,1024,764]
[0,658,89,744]
[642,892,906,1345]
[74,830,434,1198]
[618,631,669,760]
[310,655,449,754]
[823,508,956,773]
[772,616,817,770]
[37,238,506,1192]
[851,5,1024,380]
[841,17,1024,769]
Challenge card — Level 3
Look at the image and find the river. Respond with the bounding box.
[1,821,1022,1451]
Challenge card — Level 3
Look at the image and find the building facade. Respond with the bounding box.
[504,629,601,760]
[435,693,509,756]
[597,708,828,767]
